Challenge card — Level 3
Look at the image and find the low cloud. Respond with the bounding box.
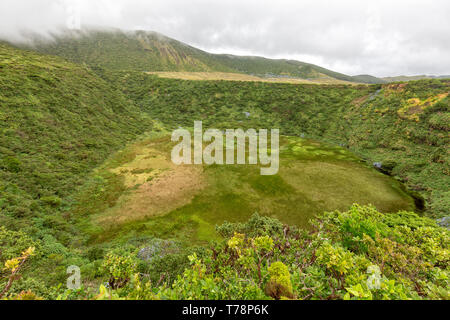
[1,0,449,77]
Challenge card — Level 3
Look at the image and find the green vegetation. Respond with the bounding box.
[30,30,233,74]
[106,72,449,218]
[0,43,151,231]
[0,39,448,300]
[383,75,450,82]
[67,134,414,248]
[0,43,151,296]
[27,29,383,83]
[352,74,388,84]
[4,205,447,300]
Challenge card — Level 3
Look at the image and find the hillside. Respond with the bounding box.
[106,72,449,219]
[383,75,450,82]
[23,29,384,84]
[0,42,151,221]
[146,71,357,85]
[28,29,450,85]
[27,30,233,74]
[0,43,448,301]
[71,133,415,247]
[353,74,388,84]
[209,53,361,82]
[0,43,154,292]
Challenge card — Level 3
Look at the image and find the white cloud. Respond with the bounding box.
[1,0,449,77]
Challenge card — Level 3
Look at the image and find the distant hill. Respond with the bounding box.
[383,75,450,82]
[209,53,364,82]
[7,28,450,85]
[352,74,387,84]
[26,29,233,73]
[19,28,385,84]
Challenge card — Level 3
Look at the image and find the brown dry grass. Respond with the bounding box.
[96,144,205,226]
[146,71,358,85]
[351,95,370,107]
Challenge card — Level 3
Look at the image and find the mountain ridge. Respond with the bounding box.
[12,28,384,84]
[6,28,450,84]
[382,75,450,82]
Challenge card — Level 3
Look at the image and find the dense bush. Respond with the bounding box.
[0,43,151,291]
[42,205,447,300]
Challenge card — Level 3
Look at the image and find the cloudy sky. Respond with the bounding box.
[1,0,449,77]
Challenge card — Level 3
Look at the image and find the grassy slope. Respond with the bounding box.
[107,72,449,219]
[25,29,383,83]
[71,133,414,246]
[146,71,357,85]
[0,44,163,292]
[211,54,361,82]
[30,30,234,74]
[0,43,153,289]
[0,42,447,298]
[383,75,450,82]
[353,74,388,84]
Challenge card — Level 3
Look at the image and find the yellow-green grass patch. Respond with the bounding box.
[78,134,416,245]
[146,71,359,85]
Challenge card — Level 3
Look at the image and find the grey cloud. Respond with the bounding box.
[0,0,449,77]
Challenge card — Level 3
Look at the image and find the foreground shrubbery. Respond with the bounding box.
[3,205,447,300]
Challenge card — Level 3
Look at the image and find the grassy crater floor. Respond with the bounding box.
[71,133,416,245]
